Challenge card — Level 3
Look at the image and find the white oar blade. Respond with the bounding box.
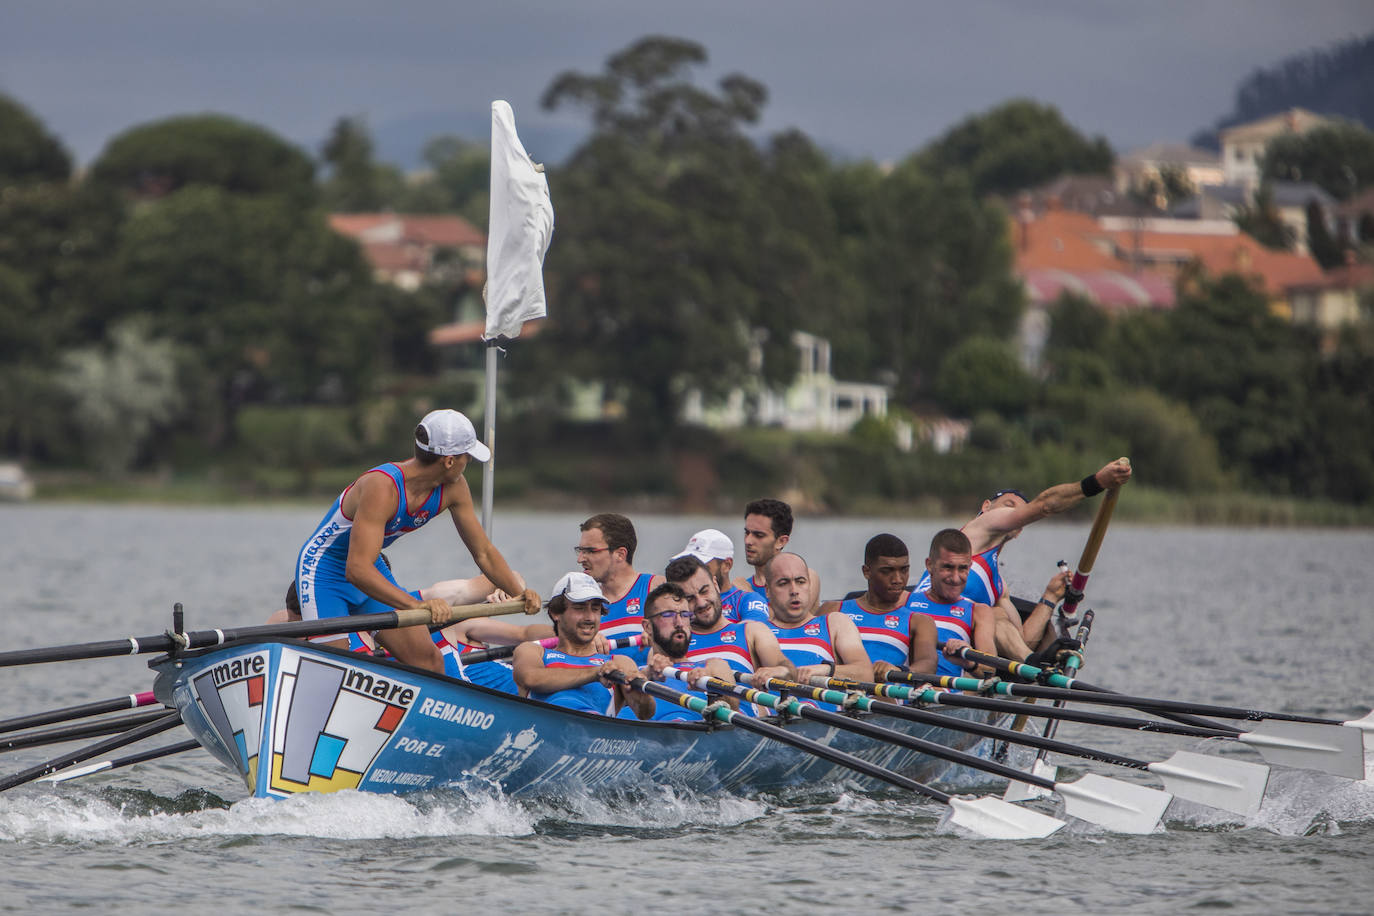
[38,760,112,784]
[945,795,1066,839]
[1341,710,1374,781]
[1240,721,1366,780]
[1055,773,1169,834]
[1003,758,1058,802]
[1148,750,1269,818]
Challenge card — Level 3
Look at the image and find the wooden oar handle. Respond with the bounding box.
[393,598,528,629]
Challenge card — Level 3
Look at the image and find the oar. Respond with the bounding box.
[0,599,528,668]
[0,691,160,735]
[1,709,173,753]
[39,739,203,784]
[677,669,1168,834]
[894,669,1368,780]
[0,711,184,792]
[606,671,1066,839]
[455,633,644,666]
[780,674,1268,817]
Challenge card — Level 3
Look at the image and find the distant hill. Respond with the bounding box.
[355,109,587,171]
[1192,32,1374,149]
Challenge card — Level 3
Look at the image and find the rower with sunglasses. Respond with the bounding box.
[616,583,742,722]
[913,458,1132,661]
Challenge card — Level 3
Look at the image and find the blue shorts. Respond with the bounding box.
[297,556,422,650]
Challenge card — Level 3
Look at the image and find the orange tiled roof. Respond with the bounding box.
[328,213,486,249]
[1011,209,1327,297]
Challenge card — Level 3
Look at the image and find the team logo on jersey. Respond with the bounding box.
[626,598,641,614]
[950,606,966,618]
[720,629,738,644]
[412,510,430,525]
[884,615,900,629]
[804,622,822,637]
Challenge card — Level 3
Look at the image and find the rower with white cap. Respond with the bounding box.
[513,572,646,716]
[672,528,769,625]
[292,408,541,673]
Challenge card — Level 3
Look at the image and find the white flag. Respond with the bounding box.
[484,100,554,341]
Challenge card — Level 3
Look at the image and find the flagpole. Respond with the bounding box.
[481,99,554,538]
[481,340,499,534]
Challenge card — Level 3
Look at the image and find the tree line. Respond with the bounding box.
[1,36,1371,507]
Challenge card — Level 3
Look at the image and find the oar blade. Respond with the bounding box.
[945,795,1066,840]
[1241,720,1366,780]
[1341,710,1374,781]
[1148,750,1269,818]
[1003,758,1058,803]
[1055,773,1169,834]
[38,761,111,784]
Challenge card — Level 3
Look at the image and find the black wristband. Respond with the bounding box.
[1080,474,1104,497]
[1039,597,1056,609]
[825,660,836,677]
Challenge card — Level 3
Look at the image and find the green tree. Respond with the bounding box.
[933,336,1034,417]
[1262,123,1374,200]
[319,116,405,211]
[56,320,184,473]
[531,36,803,429]
[111,185,387,442]
[916,99,1114,196]
[397,135,491,225]
[0,95,72,185]
[1232,185,1295,250]
[848,162,1025,401]
[89,114,317,204]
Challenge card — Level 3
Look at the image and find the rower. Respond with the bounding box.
[576,513,663,663]
[512,572,641,715]
[616,583,740,721]
[672,528,768,624]
[764,552,872,684]
[292,409,539,673]
[820,534,938,683]
[907,529,999,678]
[914,459,1131,659]
[733,498,821,610]
[665,554,793,714]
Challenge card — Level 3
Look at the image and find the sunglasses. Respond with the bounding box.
[647,609,694,622]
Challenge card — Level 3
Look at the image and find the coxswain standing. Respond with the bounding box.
[293,409,539,673]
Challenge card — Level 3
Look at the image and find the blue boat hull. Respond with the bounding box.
[152,640,1008,800]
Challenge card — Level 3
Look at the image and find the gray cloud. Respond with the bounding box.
[2,0,1369,166]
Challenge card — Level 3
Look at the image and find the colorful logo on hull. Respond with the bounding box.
[267,650,417,795]
[190,651,269,789]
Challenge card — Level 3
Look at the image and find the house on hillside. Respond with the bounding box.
[1116,142,1224,201]
[1010,205,1336,367]
[1286,259,1374,352]
[681,330,911,447]
[1219,108,1338,190]
[1175,181,1337,256]
[329,213,486,292]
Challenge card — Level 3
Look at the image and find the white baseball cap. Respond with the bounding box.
[672,528,734,563]
[415,409,491,462]
[550,571,607,603]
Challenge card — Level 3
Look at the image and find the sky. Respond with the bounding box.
[4,0,1371,169]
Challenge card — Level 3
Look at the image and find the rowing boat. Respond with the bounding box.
[151,637,1006,800]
